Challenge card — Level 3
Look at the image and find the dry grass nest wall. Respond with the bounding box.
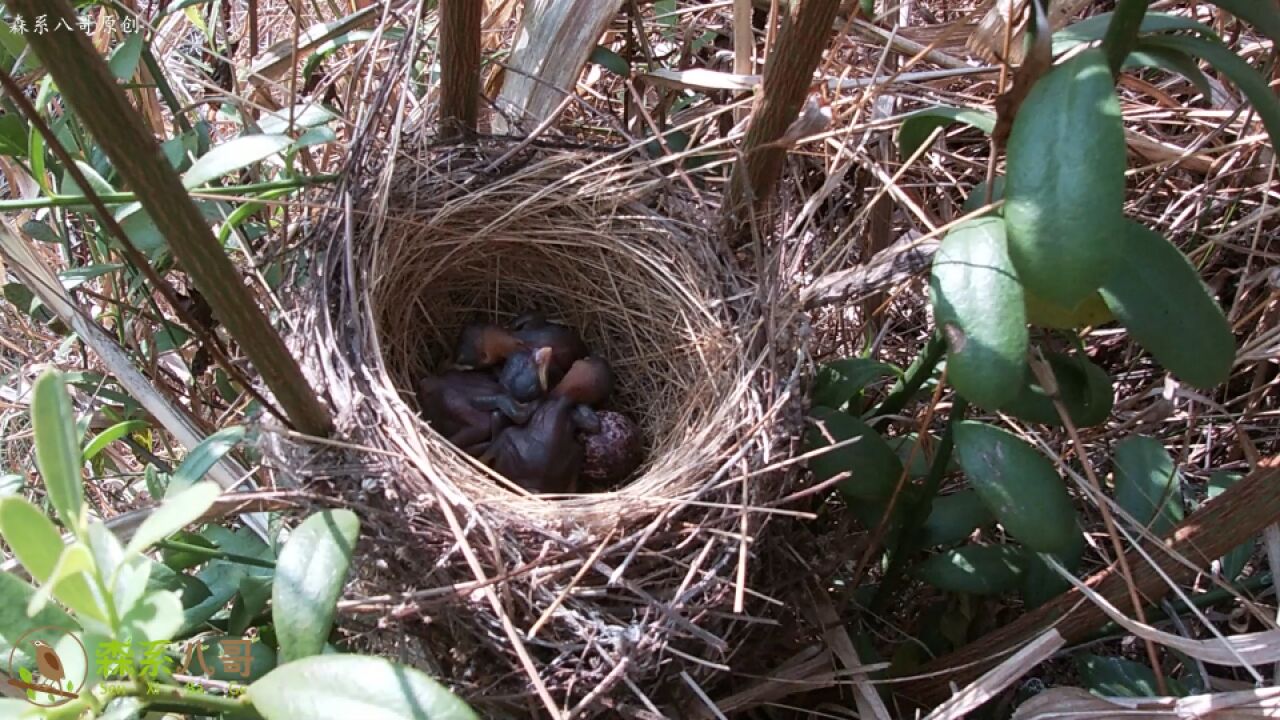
[287,142,809,712]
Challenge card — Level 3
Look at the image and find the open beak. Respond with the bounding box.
[536,348,553,390]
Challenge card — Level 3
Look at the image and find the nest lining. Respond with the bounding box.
[288,143,807,713]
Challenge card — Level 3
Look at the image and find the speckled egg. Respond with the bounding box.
[581,411,644,486]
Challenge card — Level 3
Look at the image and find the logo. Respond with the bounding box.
[6,626,87,707]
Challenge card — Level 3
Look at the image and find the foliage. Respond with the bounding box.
[806,3,1267,688]
[0,370,473,718]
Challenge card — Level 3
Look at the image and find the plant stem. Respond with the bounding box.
[97,680,261,718]
[722,0,842,234]
[871,333,945,422]
[0,175,338,211]
[155,539,276,569]
[439,0,482,138]
[1103,0,1152,77]
[869,397,967,614]
[12,0,334,437]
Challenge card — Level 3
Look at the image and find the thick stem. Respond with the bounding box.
[1103,0,1152,78]
[870,397,967,613]
[872,333,945,422]
[10,0,333,437]
[898,458,1280,706]
[97,681,261,718]
[723,0,841,233]
[439,0,483,138]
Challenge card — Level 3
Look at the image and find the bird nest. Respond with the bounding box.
[282,138,808,715]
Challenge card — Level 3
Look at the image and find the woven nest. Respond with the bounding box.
[283,140,808,715]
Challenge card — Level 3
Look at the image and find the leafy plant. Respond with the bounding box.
[0,370,474,719]
[807,1,1266,684]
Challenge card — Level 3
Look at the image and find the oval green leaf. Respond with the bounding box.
[124,481,222,556]
[954,421,1079,554]
[919,489,996,548]
[806,407,904,501]
[1098,221,1234,389]
[248,654,478,720]
[1005,49,1125,307]
[0,497,63,582]
[915,544,1027,595]
[898,106,995,160]
[83,420,148,462]
[181,134,292,189]
[1000,351,1113,428]
[273,510,360,663]
[32,370,85,533]
[169,425,246,496]
[811,358,900,410]
[1113,435,1184,536]
[929,217,1028,410]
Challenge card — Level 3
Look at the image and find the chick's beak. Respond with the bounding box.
[536,347,553,390]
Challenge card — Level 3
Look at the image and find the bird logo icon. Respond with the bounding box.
[30,641,64,691]
[5,627,86,708]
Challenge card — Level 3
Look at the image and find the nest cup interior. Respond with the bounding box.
[368,194,740,512]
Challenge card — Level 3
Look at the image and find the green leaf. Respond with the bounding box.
[898,107,995,160]
[1076,654,1186,698]
[0,474,22,497]
[230,573,274,636]
[85,518,125,583]
[0,114,28,157]
[930,217,1028,409]
[108,31,145,80]
[1140,33,1280,171]
[273,510,360,663]
[954,421,1080,554]
[82,420,148,462]
[301,29,407,80]
[1052,12,1220,56]
[181,134,293,189]
[146,560,213,608]
[999,351,1113,428]
[0,497,63,582]
[1024,290,1113,330]
[811,358,900,410]
[59,160,117,199]
[182,561,247,635]
[1203,0,1280,44]
[59,264,125,295]
[169,426,245,495]
[1021,531,1086,608]
[257,104,338,134]
[125,481,222,556]
[199,635,277,682]
[122,589,183,643]
[1004,49,1125,307]
[110,554,151,619]
[590,45,630,76]
[1098,220,1234,389]
[31,370,85,533]
[29,543,108,624]
[1113,436,1184,536]
[249,654,478,720]
[0,572,78,667]
[806,407,904,501]
[915,544,1027,595]
[1208,471,1250,580]
[1125,45,1213,98]
[885,433,939,480]
[961,176,1005,216]
[919,490,996,548]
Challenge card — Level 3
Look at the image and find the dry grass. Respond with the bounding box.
[0,0,1276,717]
